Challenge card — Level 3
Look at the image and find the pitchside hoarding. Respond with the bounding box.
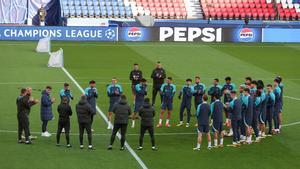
[223,28,262,42]
[262,28,300,42]
[0,26,118,41]
[118,27,156,41]
[159,27,222,42]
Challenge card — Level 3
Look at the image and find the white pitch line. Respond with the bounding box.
[284,96,300,101]
[61,67,148,169]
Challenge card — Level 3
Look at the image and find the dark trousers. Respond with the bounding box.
[110,123,128,147]
[18,115,30,141]
[231,119,240,142]
[266,108,273,134]
[56,119,70,144]
[252,111,259,137]
[273,109,279,130]
[91,114,95,128]
[152,85,162,106]
[139,125,155,147]
[42,120,48,132]
[79,122,92,145]
[179,101,191,123]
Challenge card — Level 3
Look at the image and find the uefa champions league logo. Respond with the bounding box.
[105,29,116,40]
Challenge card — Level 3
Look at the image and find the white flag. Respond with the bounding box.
[36,37,51,53]
[48,48,64,68]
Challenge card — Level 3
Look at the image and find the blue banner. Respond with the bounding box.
[262,28,300,42]
[223,28,262,42]
[119,27,154,41]
[0,26,118,41]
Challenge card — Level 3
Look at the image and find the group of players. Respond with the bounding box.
[16,61,284,151]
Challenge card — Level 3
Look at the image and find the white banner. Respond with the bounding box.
[0,0,27,24]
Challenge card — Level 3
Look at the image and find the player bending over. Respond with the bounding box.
[156,77,176,128]
[193,95,212,150]
[177,78,194,127]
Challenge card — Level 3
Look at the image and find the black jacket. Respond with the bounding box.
[151,68,166,85]
[57,103,72,121]
[139,102,155,127]
[16,95,31,117]
[129,70,143,85]
[112,99,131,124]
[76,99,95,123]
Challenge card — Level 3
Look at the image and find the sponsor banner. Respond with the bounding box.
[223,28,262,42]
[159,27,222,42]
[262,28,300,42]
[0,26,118,41]
[119,27,155,41]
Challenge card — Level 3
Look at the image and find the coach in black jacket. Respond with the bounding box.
[108,95,131,150]
[138,98,157,150]
[76,95,95,149]
[56,96,72,147]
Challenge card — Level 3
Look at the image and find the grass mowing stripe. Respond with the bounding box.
[284,96,300,101]
[61,67,148,169]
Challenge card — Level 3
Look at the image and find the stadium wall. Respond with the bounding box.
[0,26,300,43]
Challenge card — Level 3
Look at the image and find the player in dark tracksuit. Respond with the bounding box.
[151,62,166,106]
[265,84,275,135]
[273,79,282,133]
[275,76,284,129]
[257,86,267,138]
[177,79,194,127]
[222,76,236,136]
[56,96,72,147]
[84,80,98,131]
[193,94,212,150]
[208,78,222,103]
[107,78,123,129]
[131,78,147,128]
[210,96,224,147]
[193,76,206,114]
[129,63,143,104]
[229,91,242,145]
[17,88,37,144]
[242,88,254,144]
[253,91,262,142]
[157,77,176,128]
[239,84,247,140]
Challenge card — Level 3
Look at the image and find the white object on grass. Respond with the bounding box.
[36,37,51,53]
[48,48,64,68]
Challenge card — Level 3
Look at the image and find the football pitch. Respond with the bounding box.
[0,41,300,169]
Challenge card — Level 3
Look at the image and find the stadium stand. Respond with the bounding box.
[60,0,300,20]
[201,0,277,20]
[276,0,300,20]
[61,0,187,19]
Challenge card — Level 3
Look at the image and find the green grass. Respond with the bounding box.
[0,41,300,169]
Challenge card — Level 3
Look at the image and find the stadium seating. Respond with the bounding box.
[201,0,277,20]
[61,0,187,19]
[276,0,300,20]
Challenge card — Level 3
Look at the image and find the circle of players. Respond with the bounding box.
[16,61,284,151]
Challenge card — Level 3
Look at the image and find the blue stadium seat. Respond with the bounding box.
[107,10,113,17]
[106,1,112,6]
[95,8,101,16]
[75,6,81,10]
[82,6,88,10]
[119,6,125,11]
[88,6,94,10]
[114,9,119,16]
[81,0,87,6]
[82,9,88,17]
[63,6,69,10]
[70,9,76,17]
[99,1,105,6]
[112,1,118,6]
[120,10,126,18]
[68,0,75,6]
[62,0,68,6]
[74,0,80,6]
[101,10,107,17]
[93,0,99,6]
[63,9,70,17]
[69,6,75,10]
[94,6,100,10]
[76,8,82,17]
[87,0,93,6]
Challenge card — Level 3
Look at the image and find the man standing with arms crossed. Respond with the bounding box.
[151,61,166,106]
